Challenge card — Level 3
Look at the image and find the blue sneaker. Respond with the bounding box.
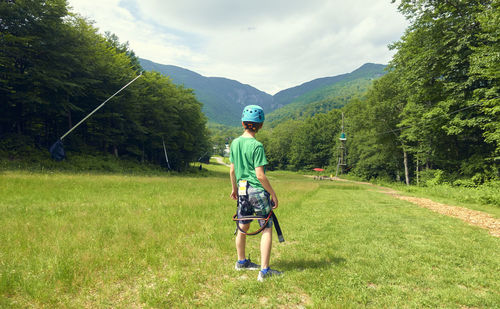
[234,258,260,270]
[257,268,282,281]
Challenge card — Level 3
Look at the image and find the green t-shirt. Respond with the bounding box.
[229,136,268,191]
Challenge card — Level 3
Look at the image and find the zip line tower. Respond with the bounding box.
[335,112,347,177]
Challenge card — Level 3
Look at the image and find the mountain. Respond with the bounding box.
[266,63,386,125]
[273,63,385,106]
[139,58,273,126]
[139,58,386,126]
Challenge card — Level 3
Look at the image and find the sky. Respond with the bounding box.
[67,0,409,95]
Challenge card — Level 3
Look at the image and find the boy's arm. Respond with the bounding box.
[230,163,237,200]
[255,166,278,209]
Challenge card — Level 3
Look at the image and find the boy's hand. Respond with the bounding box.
[271,195,278,209]
[230,189,238,200]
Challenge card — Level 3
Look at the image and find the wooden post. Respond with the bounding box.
[416,157,419,186]
[404,150,410,186]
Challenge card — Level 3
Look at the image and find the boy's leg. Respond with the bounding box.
[260,227,273,269]
[257,227,283,281]
[236,223,250,261]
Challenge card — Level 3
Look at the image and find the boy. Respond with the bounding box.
[229,105,282,282]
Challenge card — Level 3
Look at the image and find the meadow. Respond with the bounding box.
[1,162,499,307]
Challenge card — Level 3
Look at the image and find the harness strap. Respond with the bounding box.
[233,211,272,236]
[232,211,285,242]
[271,212,285,243]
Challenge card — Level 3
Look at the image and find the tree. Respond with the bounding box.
[0,0,73,137]
[289,111,341,170]
[259,119,301,170]
[469,1,500,159]
[389,0,498,181]
[0,0,210,170]
[344,71,412,183]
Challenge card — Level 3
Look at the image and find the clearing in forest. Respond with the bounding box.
[0,166,498,307]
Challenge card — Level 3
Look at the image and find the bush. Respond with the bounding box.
[477,180,500,205]
[452,178,477,187]
[0,134,40,158]
[397,181,500,207]
[0,149,167,176]
[419,169,447,186]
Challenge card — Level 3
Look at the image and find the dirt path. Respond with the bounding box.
[329,177,500,237]
[211,156,230,167]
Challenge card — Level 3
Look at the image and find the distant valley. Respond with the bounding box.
[139,58,386,126]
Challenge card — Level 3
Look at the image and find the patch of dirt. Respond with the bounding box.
[259,296,269,305]
[329,178,500,238]
[276,290,311,309]
[385,191,500,237]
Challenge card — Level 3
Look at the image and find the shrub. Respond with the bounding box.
[452,178,477,187]
[418,169,448,186]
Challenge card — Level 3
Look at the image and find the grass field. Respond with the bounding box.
[1,163,499,307]
[389,183,500,219]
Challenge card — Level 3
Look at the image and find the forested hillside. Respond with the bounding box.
[140,59,274,126]
[1,0,497,184]
[266,63,385,125]
[141,59,384,127]
[260,0,499,186]
[0,1,210,169]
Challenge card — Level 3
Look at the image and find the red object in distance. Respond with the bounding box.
[313,168,325,172]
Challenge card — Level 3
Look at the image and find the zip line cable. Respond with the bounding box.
[59,73,143,140]
[49,73,143,161]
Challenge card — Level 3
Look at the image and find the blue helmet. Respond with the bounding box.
[241,105,265,123]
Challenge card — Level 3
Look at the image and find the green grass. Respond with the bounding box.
[339,174,500,218]
[377,182,500,219]
[1,166,499,307]
[0,151,168,176]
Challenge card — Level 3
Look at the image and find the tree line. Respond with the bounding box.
[259,0,499,185]
[0,0,210,169]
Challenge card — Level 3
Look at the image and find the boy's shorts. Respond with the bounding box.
[237,184,273,228]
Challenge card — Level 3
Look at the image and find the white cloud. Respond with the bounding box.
[67,0,409,94]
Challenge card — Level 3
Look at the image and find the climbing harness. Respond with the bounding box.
[232,180,284,242]
[233,211,272,236]
[232,210,285,243]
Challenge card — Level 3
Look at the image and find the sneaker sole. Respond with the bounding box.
[257,272,283,281]
[235,265,260,271]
